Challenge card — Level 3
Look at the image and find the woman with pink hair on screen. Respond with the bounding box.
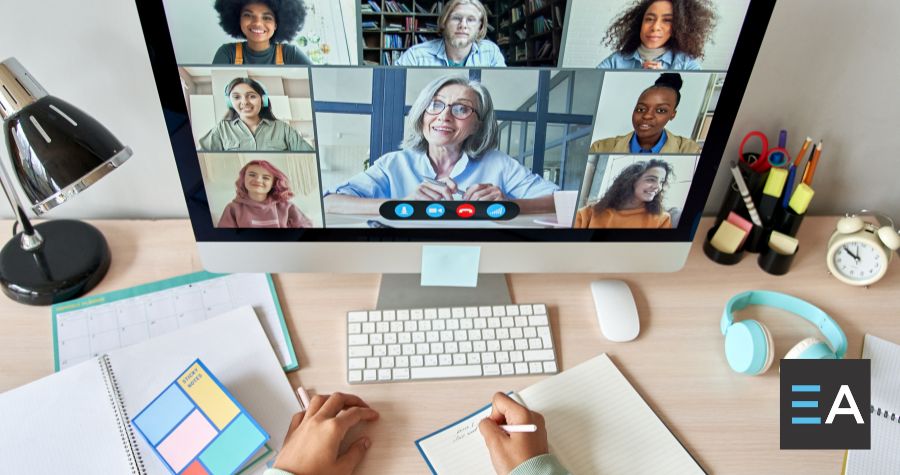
[218,159,313,228]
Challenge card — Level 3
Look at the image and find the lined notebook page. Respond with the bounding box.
[415,403,497,474]
[845,335,900,475]
[519,354,704,475]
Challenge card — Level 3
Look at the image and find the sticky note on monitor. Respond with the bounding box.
[132,359,269,475]
[421,245,480,287]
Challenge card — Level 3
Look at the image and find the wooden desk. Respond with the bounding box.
[1,217,898,474]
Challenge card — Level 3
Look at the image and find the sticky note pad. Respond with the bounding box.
[788,183,815,214]
[763,168,789,197]
[710,221,748,254]
[132,359,269,475]
[725,212,753,249]
[769,231,799,255]
[421,245,480,287]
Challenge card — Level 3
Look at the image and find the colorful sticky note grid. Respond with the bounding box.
[132,359,268,475]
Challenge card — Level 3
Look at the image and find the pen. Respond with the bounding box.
[499,424,538,433]
[782,165,797,209]
[801,141,822,185]
[296,386,311,412]
[729,161,762,227]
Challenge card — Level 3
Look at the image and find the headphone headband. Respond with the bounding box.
[720,290,847,358]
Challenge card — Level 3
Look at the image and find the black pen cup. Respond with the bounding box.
[703,227,745,265]
[772,207,805,237]
[714,160,764,224]
[758,245,798,275]
[742,223,770,254]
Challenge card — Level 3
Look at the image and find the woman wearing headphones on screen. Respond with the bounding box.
[590,73,700,154]
[574,159,674,229]
[200,78,314,152]
[323,75,559,215]
[212,0,312,65]
[262,392,571,475]
[217,159,314,228]
[598,0,716,70]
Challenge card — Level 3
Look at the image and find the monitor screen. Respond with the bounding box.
[135,0,775,272]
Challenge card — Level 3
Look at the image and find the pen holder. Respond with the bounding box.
[742,223,770,254]
[772,207,805,237]
[714,160,763,224]
[758,244,798,275]
[703,227,745,265]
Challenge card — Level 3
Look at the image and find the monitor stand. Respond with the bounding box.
[375,274,512,310]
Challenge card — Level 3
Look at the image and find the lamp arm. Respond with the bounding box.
[0,134,42,251]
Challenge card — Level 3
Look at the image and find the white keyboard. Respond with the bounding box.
[346,304,558,384]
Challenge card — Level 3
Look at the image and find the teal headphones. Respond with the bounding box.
[721,290,847,375]
[225,79,269,109]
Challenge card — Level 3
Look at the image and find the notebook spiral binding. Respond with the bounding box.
[99,354,147,475]
[872,404,900,424]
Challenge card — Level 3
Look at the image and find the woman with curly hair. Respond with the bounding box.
[212,0,311,65]
[574,159,674,228]
[598,0,717,70]
[218,159,314,228]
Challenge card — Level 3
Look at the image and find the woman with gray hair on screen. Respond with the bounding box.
[324,75,558,214]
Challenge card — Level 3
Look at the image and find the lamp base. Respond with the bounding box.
[0,220,111,305]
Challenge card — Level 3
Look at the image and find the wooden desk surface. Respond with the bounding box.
[1,217,898,474]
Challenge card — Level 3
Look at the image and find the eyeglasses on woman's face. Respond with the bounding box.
[425,99,479,120]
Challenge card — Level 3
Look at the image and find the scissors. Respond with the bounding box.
[739,130,791,173]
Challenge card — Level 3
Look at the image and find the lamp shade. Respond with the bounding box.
[0,58,131,215]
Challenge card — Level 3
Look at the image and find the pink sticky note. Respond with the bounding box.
[726,212,753,248]
[157,410,217,472]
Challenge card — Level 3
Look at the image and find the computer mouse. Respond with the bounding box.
[590,280,640,342]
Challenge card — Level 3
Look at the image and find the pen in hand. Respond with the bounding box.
[423,177,465,198]
[499,424,538,433]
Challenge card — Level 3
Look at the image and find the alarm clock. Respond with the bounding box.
[826,211,900,286]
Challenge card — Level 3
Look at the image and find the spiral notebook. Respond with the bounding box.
[415,354,705,474]
[843,334,900,474]
[0,306,299,474]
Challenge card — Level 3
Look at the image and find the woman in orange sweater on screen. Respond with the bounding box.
[575,159,674,229]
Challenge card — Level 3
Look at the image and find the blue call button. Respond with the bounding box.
[394,203,414,218]
[486,203,507,218]
[425,203,446,218]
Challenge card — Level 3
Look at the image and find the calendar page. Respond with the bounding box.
[52,272,297,371]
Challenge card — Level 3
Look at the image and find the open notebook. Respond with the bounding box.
[416,353,704,474]
[844,334,900,474]
[0,306,299,474]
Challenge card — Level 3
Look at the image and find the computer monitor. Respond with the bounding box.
[135,0,775,274]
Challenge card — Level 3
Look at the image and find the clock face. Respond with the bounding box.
[831,241,884,282]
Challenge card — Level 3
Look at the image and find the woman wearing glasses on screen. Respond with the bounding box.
[217,160,314,228]
[324,75,558,214]
[590,73,700,154]
[574,159,674,229]
[598,0,717,70]
[212,0,312,65]
[396,0,506,67]
[199,78,314,152]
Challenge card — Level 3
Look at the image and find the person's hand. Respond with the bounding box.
[462,183,506,201]
[273,392,379,475]
[479,392,549,474]
[642,60,663,69]
[404,177,458,201]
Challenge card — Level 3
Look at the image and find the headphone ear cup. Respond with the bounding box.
[836,216,865,234]
[724,320,774,375]
[784,337,837,360]
[877,226,900,251]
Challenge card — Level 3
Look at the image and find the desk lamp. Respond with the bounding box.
[0,57,132,305]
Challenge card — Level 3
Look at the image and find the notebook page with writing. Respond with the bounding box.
[0,359,135,473]
[109,306,300,474]
[519,354,704,475]
[415,402,497,474]
[845,334,900,475]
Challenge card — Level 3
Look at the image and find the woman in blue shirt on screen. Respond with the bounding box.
[263,392,570,475]
[598,0,717,70]
[324,75,558,215]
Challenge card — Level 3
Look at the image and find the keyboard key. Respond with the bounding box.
[381,356,395,368]
[396,356,409,367]
[473,340,487,352]
[404,321,417,332]
[349,370,362,382]
[363,370,376,381]
[397,309,410,320]
[453,353,466,365]
[433,320,446,331]
[460,319,474,330]
[482,352,495,364]
[411,309,424,320]
[384,310,396,321]
[362,323,375,333]
[515,339,529,351]
[366,357,380,369]
[390,322,403,332]
[515,362,529,374]
[348,311,367,322]
[411,365,482,380]
[495,351,510,363]
[524,327,537,338]
[388,345,401,356]
[451,307,465,318]
[349,358,366,369]
[515,316,528,327]
[370,334,383,345]
[529,362,543,373]
[500,363,515,375]
[402,344,415,355]
[374,345,387,356]
[411,355,424,367]
[520,305,533,315]
[438,308,451,319]
[416,343,429,354]
[384,333,397,344]
[500,317,514,328]
[465,307,478,317]
[534,304,547,315]
[511,351,524,362]
[349,346,372,357]
[529,315,549,327]
[349,334,368,345]
[424,355,438,366]
[378,369,392,380]
[460,341,473,353]
[376,322,389,333]
[484,364,501,376]
[474,318,487,329]
[506,305,519,316]
[420,321,432,332]
[369,311,382,322]
[467,353,481,364]
[510,327,524,339]
[425,308,438,319]
[479,306,491,317]
[528,338,543,349]
[439,354,452,366]
[431,342,444,354]
[543,361,558,373]
[348,323,361,334]
[487,340,500,351]
[393,368,410,380]
[492,305,506,316]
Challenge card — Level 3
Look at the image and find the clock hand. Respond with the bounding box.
[842,246,860,262]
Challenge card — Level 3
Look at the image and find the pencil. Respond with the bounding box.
[730,161,763,227]
[802,141,822,185]
[499,424,538,433]
[793,136,812,167]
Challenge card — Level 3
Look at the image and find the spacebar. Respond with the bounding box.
[411,365,483,379]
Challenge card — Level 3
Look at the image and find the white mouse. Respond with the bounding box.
[590,280,640,342]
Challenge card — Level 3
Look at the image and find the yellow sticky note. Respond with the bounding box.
[178,362,239,430]
[710,221,747,254]
[763,168,788,197]
[769,231,799,255]
[788,183,815,214]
